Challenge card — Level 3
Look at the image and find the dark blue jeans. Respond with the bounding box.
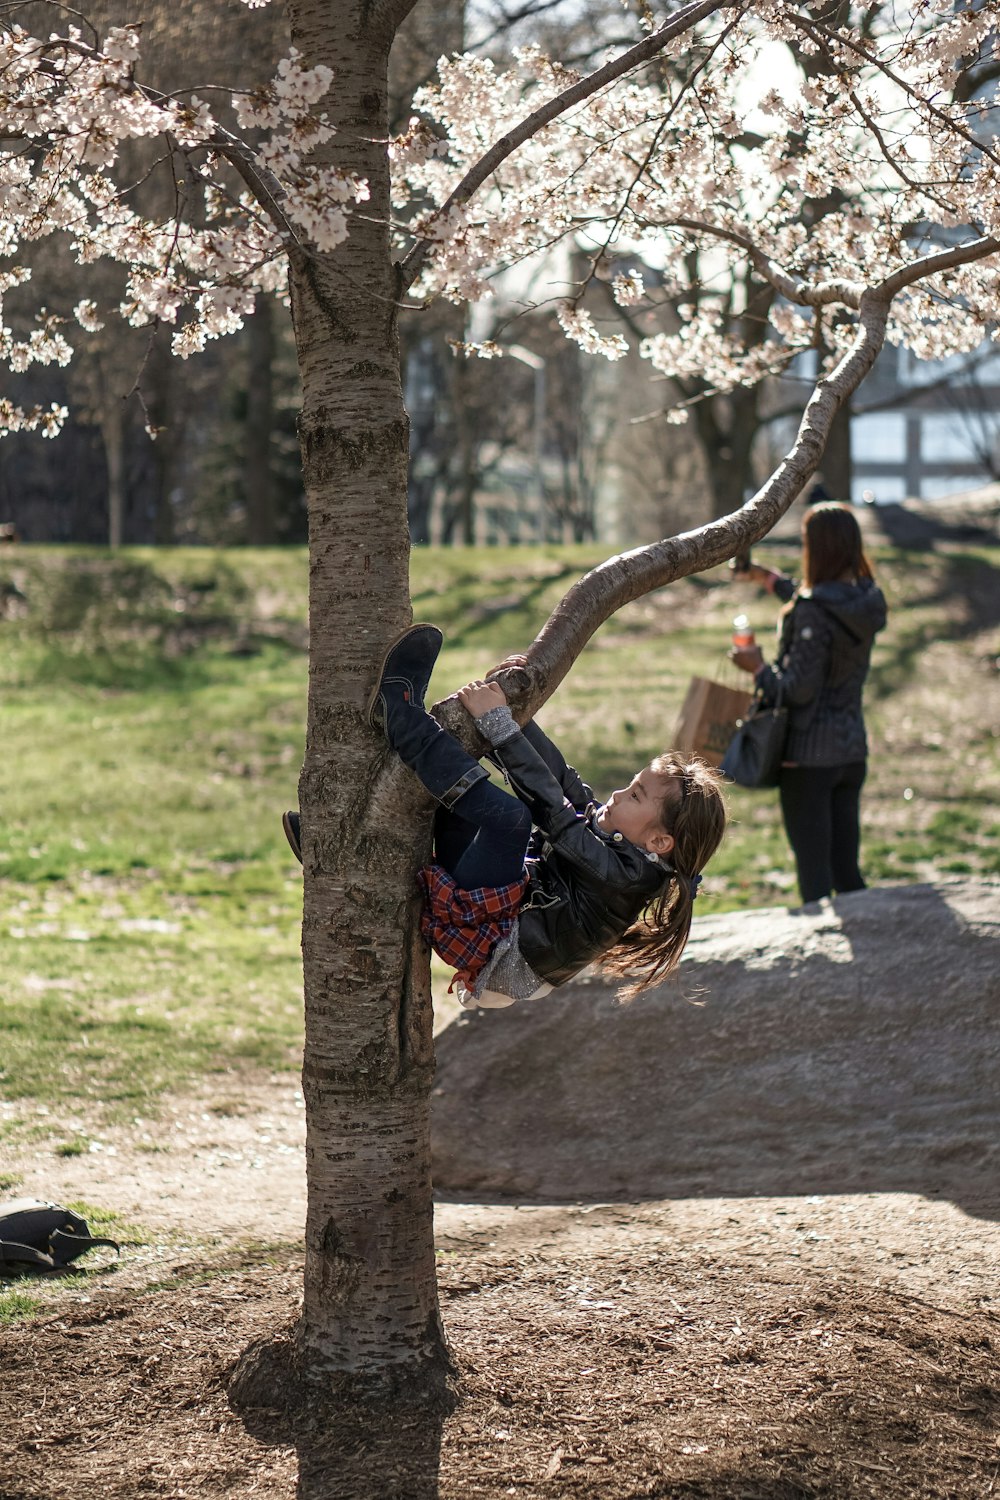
[433,776,533,890]
[778,761,868,903]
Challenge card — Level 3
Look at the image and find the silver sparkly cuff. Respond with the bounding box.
[475,704,520,746]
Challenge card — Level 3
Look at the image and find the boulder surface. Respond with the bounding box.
[431,881,1000,1210]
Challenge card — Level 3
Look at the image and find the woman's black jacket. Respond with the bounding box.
[490,722,668,987]
[756,576,888,766]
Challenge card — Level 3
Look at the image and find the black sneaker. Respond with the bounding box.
[366,623,444,733]
[282,810,302,865]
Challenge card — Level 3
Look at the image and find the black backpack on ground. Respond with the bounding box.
[0,1199,120,1273]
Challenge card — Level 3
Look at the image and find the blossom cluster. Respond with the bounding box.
[2,0,1000,440]
[0,21,365,433]
[395,0,1000,404]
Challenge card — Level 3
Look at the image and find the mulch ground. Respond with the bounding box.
[2,1215,998,1500]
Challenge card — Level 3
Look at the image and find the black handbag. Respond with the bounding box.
[720,688,788,789]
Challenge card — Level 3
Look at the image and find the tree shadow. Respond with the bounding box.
[412,561,580,651]
[228,1325,455,1500]
[868,500,998,552]
[431,882,1000,1224]
[868,548,1000,699]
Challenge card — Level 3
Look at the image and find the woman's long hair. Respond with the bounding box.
[801,501,874,588]
[601,751,726,1002]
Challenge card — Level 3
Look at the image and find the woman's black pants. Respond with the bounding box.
[777,761,868,904]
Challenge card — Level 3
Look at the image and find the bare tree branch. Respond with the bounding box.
[877,233,999,296]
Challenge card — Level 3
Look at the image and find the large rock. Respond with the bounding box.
[431,881,1000,1209]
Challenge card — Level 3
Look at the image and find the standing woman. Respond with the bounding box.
[730,502,888,905]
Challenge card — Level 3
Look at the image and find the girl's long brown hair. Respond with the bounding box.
[801,501,874,588]
[601,751,726,1002]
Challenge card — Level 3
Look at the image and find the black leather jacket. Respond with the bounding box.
[491,721,669,987]
[757,576,887,767]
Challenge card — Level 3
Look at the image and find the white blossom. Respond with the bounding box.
[1,1,999,437]
[611,271,645,307]
[73,299,104,331]
[557,306,628,361]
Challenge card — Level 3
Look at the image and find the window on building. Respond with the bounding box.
[851,475,907,504]
[852,411,907,460]
[919,412,986,463]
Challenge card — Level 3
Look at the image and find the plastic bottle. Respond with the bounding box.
[732,613,755,649]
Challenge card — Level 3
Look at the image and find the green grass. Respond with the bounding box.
[0,1288,43,1323]
[0,549,307,1127]
[0,541,997,1137]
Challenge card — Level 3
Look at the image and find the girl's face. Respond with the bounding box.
[595,767,676,857]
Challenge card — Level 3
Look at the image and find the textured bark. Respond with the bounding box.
[287,0,444,1380]
[102,397,125,549]
[244,297,276,545]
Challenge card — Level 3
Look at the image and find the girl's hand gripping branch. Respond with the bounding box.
[457,679,508,718]
[485,653,529,679]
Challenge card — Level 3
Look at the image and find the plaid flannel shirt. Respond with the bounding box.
[417,863,528,989]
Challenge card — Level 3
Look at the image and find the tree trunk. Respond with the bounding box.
[244,297,276,544]
[820,397,853,502]
[142,337,176,545]
[285,0,447,1383]
[102,397,126,549]
[694,385,763,522]
[450,348,477,545]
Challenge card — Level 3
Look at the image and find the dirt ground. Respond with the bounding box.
[1,1072,998,1500]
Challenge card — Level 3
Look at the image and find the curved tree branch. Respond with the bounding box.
[665,217,865,307]
[482,232,1000,721]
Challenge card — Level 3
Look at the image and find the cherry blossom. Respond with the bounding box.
[0,16,366,428]
[0,1,997,437]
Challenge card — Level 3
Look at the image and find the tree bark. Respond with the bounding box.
[244,297,277,545]
[286,0,446,1381]
[102,396,126,549]
[820,396,852,502]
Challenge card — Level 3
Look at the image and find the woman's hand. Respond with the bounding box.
[729,645,765,675]
[731,563,782,593]
[458,679,508,716]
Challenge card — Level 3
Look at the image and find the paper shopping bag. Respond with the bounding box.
[672,676,754,766]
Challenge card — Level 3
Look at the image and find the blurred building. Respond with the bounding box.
[848,345,1000,505]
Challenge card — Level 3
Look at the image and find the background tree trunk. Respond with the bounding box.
[102,397,125,549]
[821,399,853,502]
[244,297,276,545]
